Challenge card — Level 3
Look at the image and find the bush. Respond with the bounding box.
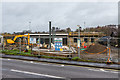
[1,49,36,57]
[72,57,80,61]
[1,51,7,53]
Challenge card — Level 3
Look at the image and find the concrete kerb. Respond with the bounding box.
[1,55,119,70]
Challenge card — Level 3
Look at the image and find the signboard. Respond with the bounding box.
[54,38,62,51]
[30,38,36,44]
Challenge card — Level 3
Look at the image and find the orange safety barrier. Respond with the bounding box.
[84,48,108,54]
[107,48,112,63]
[82,42,85,47]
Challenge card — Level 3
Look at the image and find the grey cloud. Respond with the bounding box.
[2,2,117,33]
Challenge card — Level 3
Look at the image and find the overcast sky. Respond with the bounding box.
[2,2,118,33]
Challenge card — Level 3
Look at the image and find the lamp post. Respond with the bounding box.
[77,25,81,58]
[49,21,51,49]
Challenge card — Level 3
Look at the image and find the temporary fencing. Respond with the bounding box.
[2,35,119,63]
[77,37,119,63]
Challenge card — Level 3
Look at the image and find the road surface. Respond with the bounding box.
[1,58,119,80]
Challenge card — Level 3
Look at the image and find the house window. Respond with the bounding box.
[74,38,77,43]
[84,38,88,43]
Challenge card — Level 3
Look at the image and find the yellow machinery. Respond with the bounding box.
[7,33,30,45]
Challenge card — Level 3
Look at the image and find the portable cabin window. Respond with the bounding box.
[84,38,88,43]
[36,38,39,43]
[74,38,77,43]
[91,38,95,43]
[63,38,67,45]
[45,38,49,44]
[40,38,45,44]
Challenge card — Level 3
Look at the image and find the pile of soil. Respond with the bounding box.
[85,43,107,53]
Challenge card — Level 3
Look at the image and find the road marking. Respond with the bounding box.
[22,61,65,67]
[61,65,64,67]
[11,69,64,79]
[89,68,119,74]
[2,58,20,61]
[99,69,108,72]
[100,69,105,71]
[88,69,100,71]
[7,59,11,60]
[23,61,49,65]
[23,61,34,63]
[2,58,63,67]
[23,61,30,63]
[2,58,119,72]
[30,61,33,63]
[89,69,108,72]
[111,71,119,73]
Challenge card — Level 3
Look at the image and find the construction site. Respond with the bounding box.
[0,22,119,64]
[1,2,120,79]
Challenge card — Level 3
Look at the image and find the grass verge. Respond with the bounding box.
[1,49,118,64]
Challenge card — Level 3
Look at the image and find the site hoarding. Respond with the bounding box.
[54,38,62,51]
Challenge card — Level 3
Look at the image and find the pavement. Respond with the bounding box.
[1,58,119,79]
[0,54,119,70]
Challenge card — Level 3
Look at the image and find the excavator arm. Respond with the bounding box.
[7,34,30,45]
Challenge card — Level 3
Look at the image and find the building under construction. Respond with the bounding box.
[68,32,106,47]
[23,32,106,47]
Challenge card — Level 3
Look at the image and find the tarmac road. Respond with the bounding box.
[1,58,119,80]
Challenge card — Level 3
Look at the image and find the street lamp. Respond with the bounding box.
[77,25,81,58]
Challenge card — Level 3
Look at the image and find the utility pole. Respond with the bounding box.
[68,29,71,59]
[77,25,81,58]
[84,22,85,29]
[52,27,55,44]
[29,21,31,31]
[49,21,51,49]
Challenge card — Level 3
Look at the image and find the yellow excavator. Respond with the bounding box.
[7,33,30,45]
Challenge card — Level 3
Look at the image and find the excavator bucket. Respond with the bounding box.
[7,39,15,44]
